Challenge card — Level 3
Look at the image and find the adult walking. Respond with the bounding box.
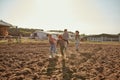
[62,29,69,50]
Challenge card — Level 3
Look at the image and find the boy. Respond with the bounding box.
[75,30,80,51]
[47,34,57,58]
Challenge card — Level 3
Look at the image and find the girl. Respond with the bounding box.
[57,35,65,58]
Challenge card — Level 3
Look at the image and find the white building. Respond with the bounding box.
[86,34,120,42]
[30,30,48,40]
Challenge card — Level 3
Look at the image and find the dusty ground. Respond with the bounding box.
[0,42,120,80]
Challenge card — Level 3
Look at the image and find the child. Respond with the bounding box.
[47,34,57,58]
[57,35,66,58]
[75,30,80,51]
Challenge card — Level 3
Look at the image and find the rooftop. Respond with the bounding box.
[0,20,13,27]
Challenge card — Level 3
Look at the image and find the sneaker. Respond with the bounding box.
[58,54,62,57]
[49,55,52,58]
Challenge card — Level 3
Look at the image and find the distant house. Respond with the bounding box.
[86,34,120,42]
[0,20,12,36]
[30,30,48,40]
[30,30,62,40]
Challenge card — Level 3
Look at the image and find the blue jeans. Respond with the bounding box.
[50,44,56,54]
[75,40,80,50]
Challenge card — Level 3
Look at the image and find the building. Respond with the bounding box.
[86,34,120,42]
[30,30,48,40]
[0,20,12,36]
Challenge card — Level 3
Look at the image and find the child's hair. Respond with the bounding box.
[76,30,79,33]
[58,35,63,39]
[46,34,49,37]
[47,34,51,37]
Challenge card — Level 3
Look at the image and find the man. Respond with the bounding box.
[62,29,69,50]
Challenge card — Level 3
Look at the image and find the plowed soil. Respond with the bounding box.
[0,42,120,80]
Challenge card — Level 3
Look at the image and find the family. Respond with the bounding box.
[47,29,80,59]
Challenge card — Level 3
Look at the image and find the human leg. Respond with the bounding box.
[60,46,64,57]
[49,44,54,58]
[75,42,79,51]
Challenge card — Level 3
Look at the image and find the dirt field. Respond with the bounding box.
[0,42,120,80]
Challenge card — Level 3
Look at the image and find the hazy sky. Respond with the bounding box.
[0,0,120,34]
